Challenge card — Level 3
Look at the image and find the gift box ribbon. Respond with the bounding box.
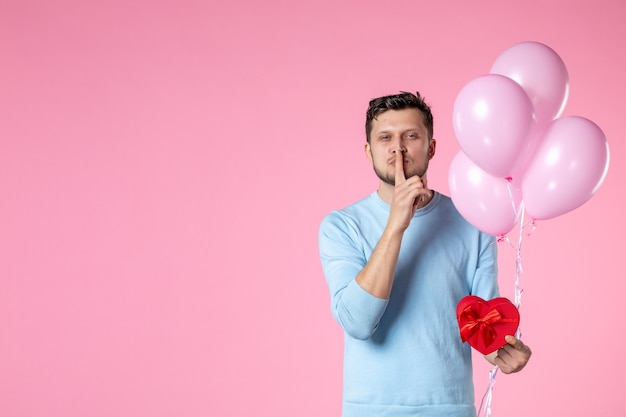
[459,304,519,347]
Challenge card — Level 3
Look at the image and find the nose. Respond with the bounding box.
[393,144,407,154]
[391,137,407,154]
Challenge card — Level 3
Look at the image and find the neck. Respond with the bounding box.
[376,182,395,205]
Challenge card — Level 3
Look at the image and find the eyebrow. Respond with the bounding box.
[374,128,420,135]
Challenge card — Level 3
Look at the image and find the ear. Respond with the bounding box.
[364,141,373,162]
[428,139,437,160]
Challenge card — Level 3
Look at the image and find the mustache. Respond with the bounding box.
[388,156,410,164]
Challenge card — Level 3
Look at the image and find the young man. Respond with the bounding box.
[318,92,531,417]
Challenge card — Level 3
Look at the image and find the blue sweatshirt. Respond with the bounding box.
[319,191,499,417]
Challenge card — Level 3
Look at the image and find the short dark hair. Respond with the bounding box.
[365,91,434,142]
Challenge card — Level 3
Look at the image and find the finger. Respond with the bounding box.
[496,342,531,374]
[419,177,431,201]
[395,150,405,185]
[505,335,525,351]
[496,345,512,361]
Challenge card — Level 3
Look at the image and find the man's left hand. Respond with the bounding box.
[489,335,532,374]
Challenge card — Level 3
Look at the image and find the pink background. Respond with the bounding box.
[1,0,624,416]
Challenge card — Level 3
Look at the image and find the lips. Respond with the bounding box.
[390,158,409,166]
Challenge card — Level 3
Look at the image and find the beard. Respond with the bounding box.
[373,158,430,186]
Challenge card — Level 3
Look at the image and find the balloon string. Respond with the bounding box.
[478,365,499,417]
[514,202,525,311]
[479,202,530,416]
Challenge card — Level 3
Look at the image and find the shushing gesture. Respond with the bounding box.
[388,149,431,233]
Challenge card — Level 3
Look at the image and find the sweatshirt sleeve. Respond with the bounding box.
[318,211,388,340]
[470,231,500,300]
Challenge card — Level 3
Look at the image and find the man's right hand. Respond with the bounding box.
[355,150,432,299]
[387,150,430,233]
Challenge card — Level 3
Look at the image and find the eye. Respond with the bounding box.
[406,132,418,139]
[379,135,390,141]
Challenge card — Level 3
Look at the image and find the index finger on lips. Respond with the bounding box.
[395,150,405,185]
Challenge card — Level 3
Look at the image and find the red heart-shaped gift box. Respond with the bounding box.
[456,295,520,355]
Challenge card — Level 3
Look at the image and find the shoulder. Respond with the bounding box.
[319,192,386,245]
[428,192,493,239]
[320,193,379,227]
[423,192,463,221]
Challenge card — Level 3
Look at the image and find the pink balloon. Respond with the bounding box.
[522,116,610,220]
[449,151,523,236]
[491,41,569,125]
[507,122,550,186]
[453,74,536,178]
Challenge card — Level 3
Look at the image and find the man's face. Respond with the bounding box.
[365,108,436,186]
